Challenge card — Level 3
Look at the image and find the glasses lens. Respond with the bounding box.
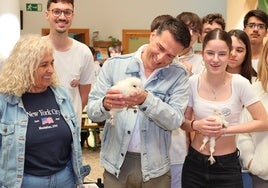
[52,9,61,16]
[51,9,73,17]
[258,24,265,30]
[64,10,73,17]
[247,23,266,30]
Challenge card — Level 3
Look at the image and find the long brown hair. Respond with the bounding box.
[227,29,257,83]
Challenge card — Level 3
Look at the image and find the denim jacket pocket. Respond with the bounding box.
[0,123,15,148]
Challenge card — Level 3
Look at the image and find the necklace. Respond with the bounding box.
[211,88,217,100]
[205,73,227,101]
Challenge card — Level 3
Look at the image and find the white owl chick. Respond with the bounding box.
[199,110,229,165]
[109,77,142,124]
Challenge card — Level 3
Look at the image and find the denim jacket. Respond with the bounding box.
[87,50,189,182]
[0,86,89,188]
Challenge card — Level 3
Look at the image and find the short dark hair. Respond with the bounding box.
[47,0,74,9]
[202,13,225,30]
[88,46,95,55]
[243,9,268,29]
[203,29,232,52]
[156,17,191,49]
[150,14,173,32]
[176,12,202,34]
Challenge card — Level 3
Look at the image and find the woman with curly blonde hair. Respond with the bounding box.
[0,34,58,96]
[0,34,89,188]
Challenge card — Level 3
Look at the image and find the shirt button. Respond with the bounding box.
[121,153,124,157]
[134,109,137,113]
[3,128,7,133]
[127,131,131,134]
[142,107,147,111]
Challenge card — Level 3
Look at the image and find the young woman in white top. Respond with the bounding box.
[238,39,268,188]
[181,29,268,188]
[227,29,257,188]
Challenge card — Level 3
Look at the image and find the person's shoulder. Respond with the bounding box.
[70,38,92,53]
[192,53,203,61]
[113,53,134,59]
[170,61,187,71]
[168,62,188,77]
[72,38,88,48]
[50,86,70,98]
[252,81,265,96]
[232,73,251,84]
[105,53,135,64]
[0,93,19,106]
[0,93,6,101]
[252,80,261,88]
[189,74,199,82]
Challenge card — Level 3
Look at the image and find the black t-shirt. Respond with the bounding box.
[22,87,72,176]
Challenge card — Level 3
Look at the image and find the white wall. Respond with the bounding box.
[0,0,20,58]
[20,0,226,45]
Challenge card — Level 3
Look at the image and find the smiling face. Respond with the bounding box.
[46,2,74,34]
[29,52,55,93]
[142,30,185,72]
[228,36,246,72]
[202,39,230,74]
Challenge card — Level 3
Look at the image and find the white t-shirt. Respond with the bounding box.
[54,39,95,126]
[169,128,187,165]
[252,59,259,73]
[189,74,259,126]
[238,81,268,180]
[176,48,205,75]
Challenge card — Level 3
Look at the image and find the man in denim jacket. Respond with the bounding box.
[87,17,190,188]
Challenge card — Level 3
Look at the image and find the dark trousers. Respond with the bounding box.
[182,146,242,188]
[252,174,268,188]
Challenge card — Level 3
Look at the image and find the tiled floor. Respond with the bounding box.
[82,134,104,184]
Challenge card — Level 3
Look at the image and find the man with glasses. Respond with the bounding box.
[44,0,95,127]
[243,9,268,72]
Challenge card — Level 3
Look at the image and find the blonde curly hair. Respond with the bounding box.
[0,34,58,97]
[258,40,268,93]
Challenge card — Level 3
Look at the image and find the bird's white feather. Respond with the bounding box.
[109,77,142,124]
[199,110,229,165]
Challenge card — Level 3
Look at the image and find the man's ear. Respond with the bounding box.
[45,10,49,20]
[149,30,157,42]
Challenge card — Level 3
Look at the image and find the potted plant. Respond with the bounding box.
[108,36,122,57]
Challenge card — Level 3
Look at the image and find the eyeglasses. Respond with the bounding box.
[48,8,73,18]
[246,23,266,30]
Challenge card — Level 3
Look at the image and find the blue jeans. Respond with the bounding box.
[21,161,75,188]
[242,172,253,188]
[182,146,242,188]
[171,164,183,188]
